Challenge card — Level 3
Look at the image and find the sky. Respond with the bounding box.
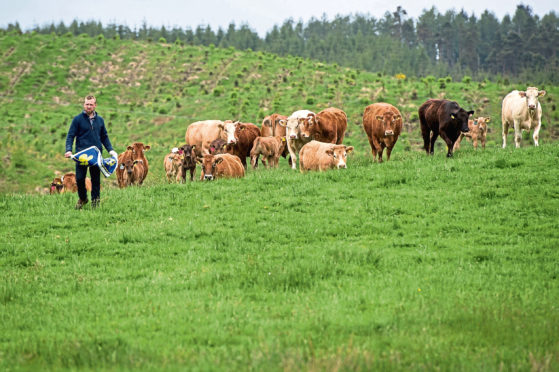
[1,0,557,37]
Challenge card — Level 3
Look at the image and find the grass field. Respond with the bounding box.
[1,144,558,370]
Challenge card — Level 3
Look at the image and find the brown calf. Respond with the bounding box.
[50,173,91,194]
[197,153,245,181]
[163,150,181,183]
[177,144,197,182]
[250,136,287,169]
[225,122,261,169]
[454,117,490,150]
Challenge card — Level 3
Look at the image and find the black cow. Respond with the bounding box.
[178,144,197,182]
[419,99,474,157]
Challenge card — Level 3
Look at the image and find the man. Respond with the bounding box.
[65,95,117,209]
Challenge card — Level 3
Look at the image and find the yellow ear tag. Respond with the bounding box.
[282,137,286,142]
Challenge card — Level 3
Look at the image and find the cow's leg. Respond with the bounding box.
[502,117,509,148]
[371,138,383,162]
[533,122,541,147]
[421,127,432,155]
[429,130,439,155]
[189,167,195,181]
[378,143,386,163]
[287,143,297,170]
[386,145,393,161]
[439,131,454,157]
[367,138,378,160]
[481,135,486,149]
[453,133,463,151]
[514,120,522,148]
[472,134,478,149]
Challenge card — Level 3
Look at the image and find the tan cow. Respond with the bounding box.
[279,110,314,170]
[502,87,546,148]
[184,120,237,157]
[163,148,181,183]
[300,107,348,144]
[454,117,490,150]
[50,173,91,194]
[299,140,354,172]
[250,136,287,169]
[125,142,150,184]
[362,103,403,162]
[197,153,245,181]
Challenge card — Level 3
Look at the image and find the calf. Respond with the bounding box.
[177,144,197,182]
[209,138,227,155]
[225,122,261,168]
[163,148,181,183]
[250,136,287,169]
[116,149,133,188]
[300,107,348,144]
[121,158,145,186]
[299,140,354,172]
[362,103,403,162]
[279,110,314,169]
[419,99,474,157]
[126,142,150,184]
[50,173,91,194]
[197,153,245,181]
[454,116,490,150]
[502,87,546,148]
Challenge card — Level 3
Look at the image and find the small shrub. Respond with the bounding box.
[159,37,167,43]
[462,76,471,84]
[306,97,315,105]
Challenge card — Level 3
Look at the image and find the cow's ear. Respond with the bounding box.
[215,157,224,165]
[281,137,286,142]
[222,144,227,150]
[538,90,546,97]
[325,149,334,157]
[278,120,287,127]
[519,91,527,98]
[467,110,474,116]
[218,123,224,129]
[345,146,354,153]
[196,156,203,163]
[191,145,196,150]
[127,145,133,151]
[485,117,490,123]
[394,115,401,121]
[375,115,384,121]
[239,124,246,131]
[145,145,151,151]
[263,119,271,127]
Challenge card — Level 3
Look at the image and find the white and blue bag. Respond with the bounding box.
[71,146,118,177]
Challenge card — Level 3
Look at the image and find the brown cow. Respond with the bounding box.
[197,153,245,181]
[208,138,227,155]
[454,116,490,150]
[299,140,354,172]
[300,107,348,144]
[250,136,287,169]
[121,158,145,186]
[50,173,91,194]
[419,99,474,157]
[163,149,181,183]
[177,144,197,182]
[116,149,133,188]
[185,120,236,157]
[126,142,150,184]
[362,103,403,162]
[225,122,261,169]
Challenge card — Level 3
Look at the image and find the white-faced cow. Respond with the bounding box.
[279,110,314,170]
[502,87,546,148]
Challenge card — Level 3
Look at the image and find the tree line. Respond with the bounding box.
[3,5,559,83]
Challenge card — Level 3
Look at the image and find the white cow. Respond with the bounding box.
[502,87,546,148]
[279,110,314,169]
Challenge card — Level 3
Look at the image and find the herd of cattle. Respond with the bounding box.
[50,87,546,193]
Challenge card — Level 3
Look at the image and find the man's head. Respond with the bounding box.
[83,95,97,116]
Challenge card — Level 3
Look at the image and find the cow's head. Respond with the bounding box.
[218,121,238,145]
[375,112,401,137]
[209,138,227,155]
[280,114,310,140]
[178,144,196,166]
[127,142,151,158]
[300,113,318,139]
[50,178,63,194]
[325,145,354,169]
[519,87,546,112]
[197,154,223,181]
[474,117,490,133]
[451,108,474,132]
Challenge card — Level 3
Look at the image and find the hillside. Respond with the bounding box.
[0,32,558,192]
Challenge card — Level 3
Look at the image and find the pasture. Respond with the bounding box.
[2,144,559,370]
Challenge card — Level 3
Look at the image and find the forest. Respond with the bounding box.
[3,5,559,83]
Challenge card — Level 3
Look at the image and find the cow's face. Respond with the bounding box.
[474,117,490,133]
[50,178,63,194]
[451,109,474,132]
[179,145,196,166]
[300,114,317,139]
[219,121,238,145]
[209,139,227,154]
[198,154,223,181]
[519,87,546,111]
[375,112,401,137]
[326,145,354,169]
[280,117,305,140]
[127,142,150,158]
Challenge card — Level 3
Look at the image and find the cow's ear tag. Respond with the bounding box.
[450,114,456,119]
[282,137,286,142]
[120,164,124,170]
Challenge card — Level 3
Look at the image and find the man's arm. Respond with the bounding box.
[65,118,77,156]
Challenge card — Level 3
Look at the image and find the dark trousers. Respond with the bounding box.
[75,163,101,201]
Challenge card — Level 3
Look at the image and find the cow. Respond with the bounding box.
[300,107,348,144]
[299,140,354,172]
[453,117,490,151]
[118,142,150,185]
[121,158,145,186]
[225,122,261,168]
[163,148,181,183]
[279,110,314,169]
[116,149,133,188]
[50,173,91,194]
[208,138,227,155]
[250,136,287,169]
[184,120,237,157]
[177,144,197,182]
[501,87,546,148]
[362,103,403,162]
[419,99,474,157]
[197,153,245,181]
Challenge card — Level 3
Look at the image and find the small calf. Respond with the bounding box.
[250,136,287,169]
[197,153,245,181]
[50,173,91,194]
[163,148,181,183]
[299,140,354,172]
[454,116,490,150]
[208,138,227,155]
[122,159,145,186]
[177,144,197,182]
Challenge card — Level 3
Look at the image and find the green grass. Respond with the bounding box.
[1,144,559,370]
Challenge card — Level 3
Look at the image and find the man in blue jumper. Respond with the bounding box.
[65,95,118,209]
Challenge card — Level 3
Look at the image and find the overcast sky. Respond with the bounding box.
[1,0,557,37]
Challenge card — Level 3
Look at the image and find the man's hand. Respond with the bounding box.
[109,150,118,158]
[64,151,72,158]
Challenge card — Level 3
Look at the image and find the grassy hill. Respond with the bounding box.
[0,31,558,193]
[1,145,558,370]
